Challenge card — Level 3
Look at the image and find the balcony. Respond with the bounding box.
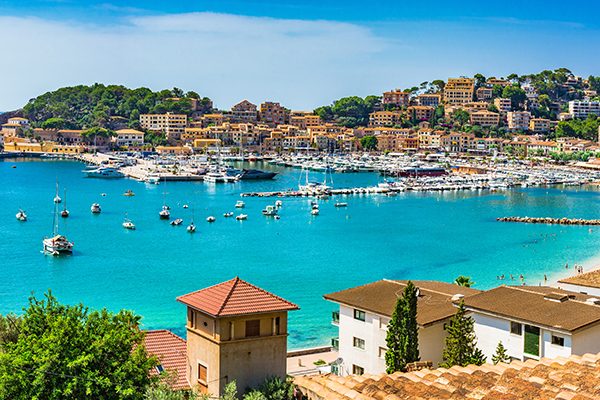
[332,311,340,325]
[331,337,339,350]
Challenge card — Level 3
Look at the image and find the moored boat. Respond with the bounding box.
[170,218,183,226]
[16,209,27,221]
[235,200,245,208]
[236,214,248,220]
[84,167,124,179]
[262,205,278,216]
[90,203,101,214]
[187,222,196,233]
[334,202,348,208]
[223,212,234,218]
[206,216,216,223]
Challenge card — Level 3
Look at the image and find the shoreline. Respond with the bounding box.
[549,251,600,288]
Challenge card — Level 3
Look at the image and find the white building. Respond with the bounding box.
[557,269,600,297]
[568,101,600,119]
[113,128,145,147]
[463,286,600,362]
[324,280,480,376]
[507,111,532,131]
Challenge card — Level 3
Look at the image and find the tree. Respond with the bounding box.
[0,314,21,350]
[0,291,157,400]
[474,73,486,89]
[385,281,420,373]
[454,276,474,287]
[253,376,294,400]
[492,341,511,365]
[145,383,199,400]
[360,135,378,151]
[440,300,486,368]
[502,85,527,110]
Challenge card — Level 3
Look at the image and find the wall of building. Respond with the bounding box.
[419,322,446,366]
[473,312,524,361]
[556,282,600,297]
[541,330,572,359]
[571,324,600,355]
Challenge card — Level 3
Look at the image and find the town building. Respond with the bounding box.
[493,98,512,116]
[476,87,493,102]
[368,111,402,127]
[441,132,475,153]
[177,277,298,396]
[382,90,410,108]
[140,113,187,141]
[568,100,600,119]
[259,102,288,126]
[558,269,600,297]
[507,111,532,131]
[470,110,500,127]
[486,78,510,87]
[529,118,553,133]
[443,78,475,105]
[416,94,441,108]
[112,128,145,148]
[231,100,258,123]
[463,285,600,362]
[407,106,434,122]
[324,280,479,376]
[289,112,322,130]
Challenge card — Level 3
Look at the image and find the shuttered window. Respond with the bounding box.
[245,320,260,337]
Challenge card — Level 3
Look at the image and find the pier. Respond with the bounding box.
[497,216,600,226]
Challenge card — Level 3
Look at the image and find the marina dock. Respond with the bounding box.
[497,216,600,226]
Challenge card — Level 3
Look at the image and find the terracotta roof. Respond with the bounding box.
[144,330,190,390]
[296,352,600,399]
[559,269,600,289]
[324,280,480,327]
[176,277,299,317]
[463,285,600,332]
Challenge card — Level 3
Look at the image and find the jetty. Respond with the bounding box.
[497,216,600,226]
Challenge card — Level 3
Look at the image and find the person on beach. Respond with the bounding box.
[544,274,547,283]
[565,263,569,269]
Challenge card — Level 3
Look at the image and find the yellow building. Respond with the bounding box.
[382,90,410,107]
[368,111,402,127]
[444,78,475,105]
[193,139,221,148]
[470,110,500,127]
[259,102,288,126]
[407,106,434,121]
[140,113,187,141]
[177,278,298,397]
[155,145,192,155]
[3,140,84,154]
[529,118,553,133]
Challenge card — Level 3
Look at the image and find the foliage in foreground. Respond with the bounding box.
[0,291,157,400]
[440,300,486,368]
[385,281,420,373]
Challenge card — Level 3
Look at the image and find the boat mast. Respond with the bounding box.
[63,188,67,211]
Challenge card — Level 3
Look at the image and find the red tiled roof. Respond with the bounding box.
[144,330,190,390]
[176,277,299,317]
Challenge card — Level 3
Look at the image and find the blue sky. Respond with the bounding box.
[0,1,599,111]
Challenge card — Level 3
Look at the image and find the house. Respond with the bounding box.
[463,285,600,362]
[295,350,600,400]
[416,94,441,108]
[324,280,479,376]
[529,118,553,133]
[259,102,288,126]
[144,330,190,391]
[470,110,500,127]
[558,269,600,297]
[177,277,298,396]
[368,111,402,127]
[493,97,512,117]
[113,128,144,148]
[406,106,434,122]
[140,113,187,141]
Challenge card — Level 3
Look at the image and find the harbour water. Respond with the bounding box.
[3,158,600,348]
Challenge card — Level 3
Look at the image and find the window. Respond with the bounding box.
[510,322,522,335]
[352,365,365,375]
[274,317,281,335]
[551,335,565,347]
[353,337,365,350]
[245,319,260,338]
[354,309,366,321]
[197,363,208,393]
[155,364,165,374]
[379,347,387,359]
[379,318,388,330]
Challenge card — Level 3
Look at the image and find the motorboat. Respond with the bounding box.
[170,218,183,226]
[236,214,248,220]
[84,167,124,179]
[262,205,278,216]
[146,175,160,184]
[334,202,348,208]
[90,203,101,214]
[122,220,136,230]
[312,204,319,210]
[235,200,245,208]
[16,209,27,221]
[183,204,189,209]
[206,216,216,223]
[311,209,320,216]
[226,168,277,180]
[275,200,283,208]
[223,212,234,218]
[123,189,135,196]
[187,222,196,233]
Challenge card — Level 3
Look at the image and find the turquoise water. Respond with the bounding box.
[2,158,600,348]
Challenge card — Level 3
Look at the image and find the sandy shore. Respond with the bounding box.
[548,252,600,288]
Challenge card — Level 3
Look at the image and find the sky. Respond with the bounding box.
[0,1,599,111]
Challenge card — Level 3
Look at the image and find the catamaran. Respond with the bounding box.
[43,199,73,256]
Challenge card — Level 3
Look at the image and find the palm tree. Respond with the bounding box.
[455,276,474,288]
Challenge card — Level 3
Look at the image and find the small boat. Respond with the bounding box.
[187,222,196,233]
[206,216,216,223]
[53,180,62,203]
[159,205,170,219]
[236,214,248,220]
[61,189,69,218]
[275,200,283,208]
[312,204,319,210]
[16,209,27,221]
[101,193,107,197]
[122,220,136,230]
[183,204,189,209]
[235,200,245,208]
[223,212,234,218]
[90,203,101,214]
[262,205,278,216]
[274,215,281,220]
[334,202,348,208]
[84,167,124,179]
[170,218,183,226]
[123,189,135,197]
[311,209,320,216]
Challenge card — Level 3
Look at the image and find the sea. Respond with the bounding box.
[2,158,600,349]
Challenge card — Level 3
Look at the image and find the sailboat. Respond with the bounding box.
[53,180,62,203]
[159,177,170,219]
[43,197,73,256]
[122,213,136,230]
[187,209,196,233]
[16,209,27,221]
[61,189,70,218]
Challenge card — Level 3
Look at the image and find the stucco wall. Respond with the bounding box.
[556,282,600,297]
[572,324,600,355]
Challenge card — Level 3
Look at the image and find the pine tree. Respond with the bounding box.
[385,281,420,373]
[440,300,486,368]
[492,341,511,365]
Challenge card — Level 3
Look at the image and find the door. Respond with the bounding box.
[524,325,540,358]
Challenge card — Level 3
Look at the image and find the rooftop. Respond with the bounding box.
[143,330,190,390]
[177,277,299,317]
[463,285,600,332]
[559,269,600,289]
[324,280,480,327]
[295,351,600,399]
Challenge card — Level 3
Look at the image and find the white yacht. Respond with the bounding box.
[53,180,62,203]
[223,212,234,218]
[206,216,216,223]
[84,167,124,179]
[311,209,320,216]
[170,218,183,226]
[90,203,101,214]
[262,205,278,216]
[16,209,27,221]
[43,199,73,256]
[159,206,170,219]
[122,220,136,230]
[187,222,196,233]
[235,200,245,208]
[236,214,248,220]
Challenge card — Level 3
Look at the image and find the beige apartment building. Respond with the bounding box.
[259,102,288,126]
[416,94,441,108]
[494,98,512,116]
[529,118,553,133]
[231,100,258,123]
[289,112,322,130]
[140,113,187,141]
[476,87,493,101]
[368,111,402,127]
[382,89,410,107]
[507,111,532,131]
[407,106,434,121]
[470,110,500,127]
[444,78,475,105]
